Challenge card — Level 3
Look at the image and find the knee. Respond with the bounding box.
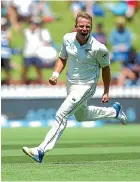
[74,113,84,122]
[54,112,67,130]
[55,111,66,124]
[55,112,62,121]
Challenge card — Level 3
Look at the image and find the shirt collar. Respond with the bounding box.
[87,33,93,45]
[75,33,93,47]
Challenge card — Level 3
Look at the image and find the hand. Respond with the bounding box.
[101,93,109,103]
[49,76,58,85]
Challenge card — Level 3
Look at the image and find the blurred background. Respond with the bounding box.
[1,0,140,127]
[1,1,140,181]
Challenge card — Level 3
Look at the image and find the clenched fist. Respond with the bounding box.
[49,76,58,85]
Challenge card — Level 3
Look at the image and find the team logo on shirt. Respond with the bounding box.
[102,53,108,59]
[84,48,91,55]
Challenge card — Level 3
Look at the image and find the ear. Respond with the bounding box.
[75,24,77,28]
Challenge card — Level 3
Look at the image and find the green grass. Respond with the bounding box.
[2,1,140,82]
[1,125,140,181]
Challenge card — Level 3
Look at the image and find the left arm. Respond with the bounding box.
[96,46,111,103]
[101,65,111,103]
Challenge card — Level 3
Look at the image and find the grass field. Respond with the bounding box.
[1,125,140,181]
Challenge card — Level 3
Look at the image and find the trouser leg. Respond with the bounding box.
[38,118,67,152]
[38,84,93,153]
[74,103,116,122]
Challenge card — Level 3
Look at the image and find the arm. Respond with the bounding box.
[101,65,111,103]
[49,34,68,85]
[41,29,52,46]
[96,45,111,103]
[49,57,67,85]
[53,57,67,73]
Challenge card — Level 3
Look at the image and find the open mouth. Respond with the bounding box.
[80,32,89,39]
[81,33,88,37]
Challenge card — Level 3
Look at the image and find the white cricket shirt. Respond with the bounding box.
[59,32,110,84]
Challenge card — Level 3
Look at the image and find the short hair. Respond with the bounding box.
[75,12,92,26]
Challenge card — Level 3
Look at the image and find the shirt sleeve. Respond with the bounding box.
[59,35,68,60]
[96,45,110,68]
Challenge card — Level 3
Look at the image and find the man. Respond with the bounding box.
[1,17,12,84]
[110,17,132,63]
[117,47,140,86]
[22,16,56,84]
[92,23,107,46]
[22,12,127,163]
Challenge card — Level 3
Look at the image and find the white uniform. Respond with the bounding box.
[59,32,110,84]
[38,32,116,152]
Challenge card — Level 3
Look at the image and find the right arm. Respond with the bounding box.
[49,57,67,85]
[49,34,68,85]
[53,57,67,74]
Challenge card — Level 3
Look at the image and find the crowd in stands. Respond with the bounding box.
[22,16,57,84]
[1,17,12,85]
[105,0,140,21]
[1,0,58,85]
[1,0,140,86]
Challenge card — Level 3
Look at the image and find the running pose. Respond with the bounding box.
[22,12,127,163]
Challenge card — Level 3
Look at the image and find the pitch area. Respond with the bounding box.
[1,124,140,181]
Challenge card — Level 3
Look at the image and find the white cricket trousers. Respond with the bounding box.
[38,81,116,153]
